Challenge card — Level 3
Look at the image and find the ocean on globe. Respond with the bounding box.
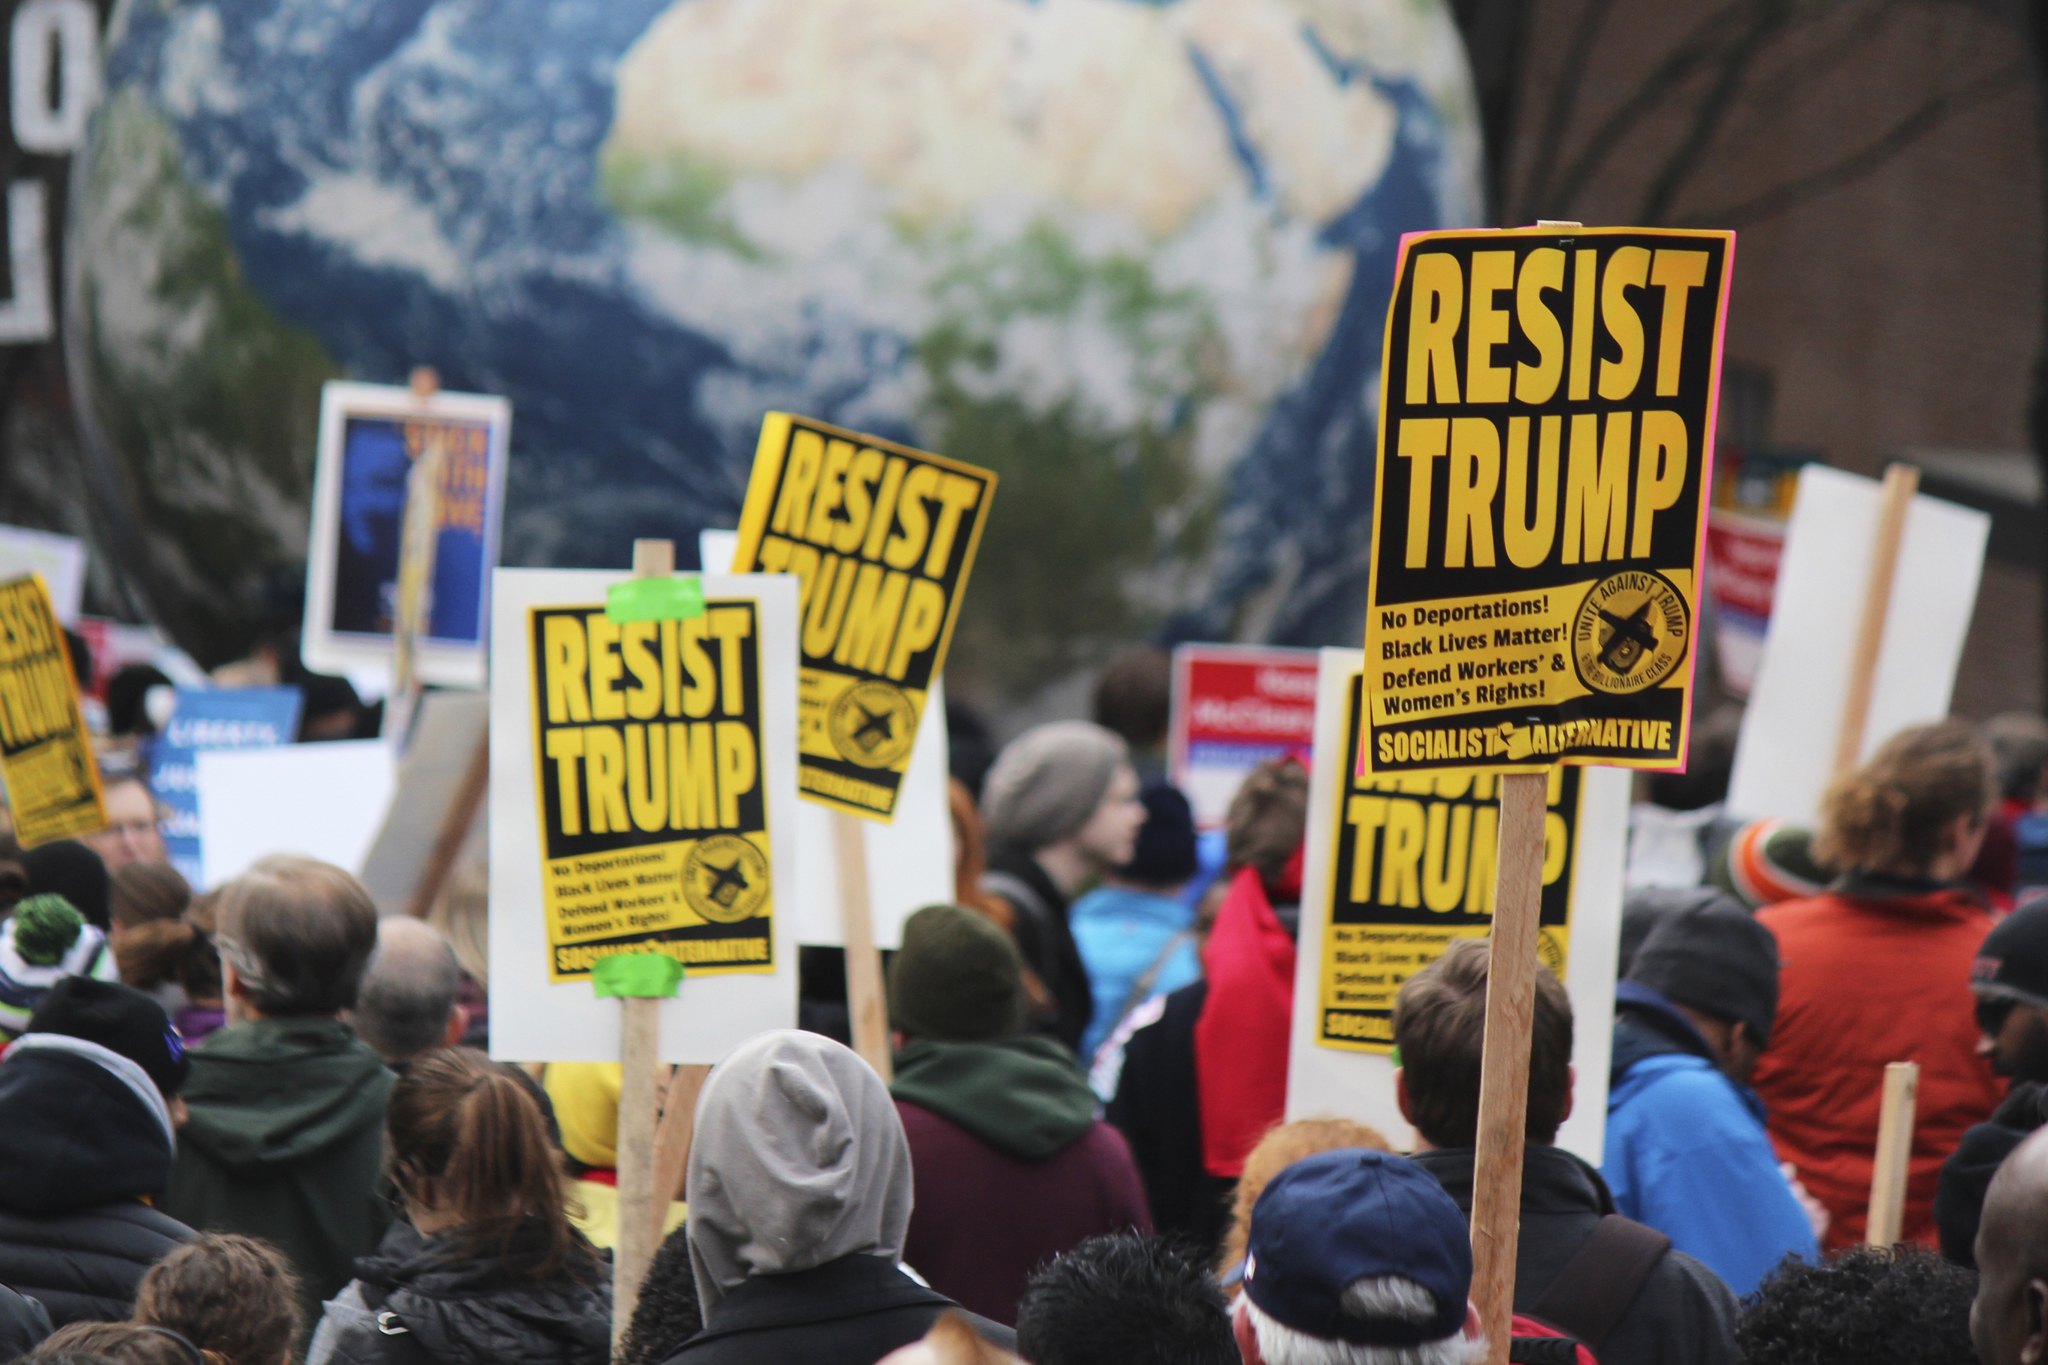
[68,0,1484,701]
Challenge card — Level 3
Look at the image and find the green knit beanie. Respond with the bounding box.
[887,903,1027,1043]
[11,894,85,966]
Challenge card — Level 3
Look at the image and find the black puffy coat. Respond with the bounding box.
[0,1041,195,1324]
[306,1220,611,1365]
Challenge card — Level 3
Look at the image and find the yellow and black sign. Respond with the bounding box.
[1362,227,1734,773]
[1320,671,1584,1052]
[528,597,774,981]
[0,575,104,848]
[731,412,996,820]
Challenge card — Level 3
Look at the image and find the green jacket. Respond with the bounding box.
[162,1018,395,1327]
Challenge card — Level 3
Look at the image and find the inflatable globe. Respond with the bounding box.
[69,0,1483,698]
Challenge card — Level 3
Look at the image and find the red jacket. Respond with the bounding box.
[1753,881,2001,1249]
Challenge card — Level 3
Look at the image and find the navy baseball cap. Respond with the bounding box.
[1243,1148,1471,1346]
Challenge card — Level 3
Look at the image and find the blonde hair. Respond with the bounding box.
[426,858,489,985]
[1816,721,1994,876]
[1218,1117,1391,1276]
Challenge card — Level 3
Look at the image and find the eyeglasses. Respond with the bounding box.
[1977,995,2018,1038]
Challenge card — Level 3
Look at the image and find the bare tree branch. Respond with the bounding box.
[1516,0,1619,220]
[1638,1,1792,224]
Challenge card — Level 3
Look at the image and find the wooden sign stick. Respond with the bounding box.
[835,812,893,1082]
[612,537,675,1351]
[1470,770,1550,1365]
[386,366,446,746]
[1831,463,1919,777]
[1866,1061,1919,1247]
[647,1060,712,1250]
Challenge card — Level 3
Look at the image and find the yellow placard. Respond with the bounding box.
[1361,227,1735,774]
[730,412,996,821]
[528,597,775,982]
[0,574,104,848]
[1319,671,1585,1053]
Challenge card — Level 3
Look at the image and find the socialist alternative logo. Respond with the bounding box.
[827,680,918,769]
[682,835,771,924]
[1571,571,1689,696]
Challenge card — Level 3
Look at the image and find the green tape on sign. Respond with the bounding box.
[590,952,686,999]
[606,576,705,623]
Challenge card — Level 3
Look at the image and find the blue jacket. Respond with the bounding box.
[1604,985,1818,1298]
[1070,886,1201,1061]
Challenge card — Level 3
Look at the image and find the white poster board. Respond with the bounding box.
[487,568,801,1065]
[358,691,489,917]
[1285,649,1628,1163]
[0,525,85,624]
[700,530,952,949]
[195,740,396,889]
[1726,465,1990,824]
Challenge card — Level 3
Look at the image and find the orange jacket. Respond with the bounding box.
[1753,881,2001,1249]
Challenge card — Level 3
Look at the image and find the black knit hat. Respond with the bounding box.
[26,976,189,1098]
[886,904,1027,1042]
[1972,897,2048,1010]
[1626,900,1781,1047]
[1118,783,1198,886]
[22,840,111,931]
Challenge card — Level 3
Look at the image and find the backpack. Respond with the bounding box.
[1508,1216,1672,1365]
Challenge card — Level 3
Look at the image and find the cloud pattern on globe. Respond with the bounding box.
[70,0,1482,693]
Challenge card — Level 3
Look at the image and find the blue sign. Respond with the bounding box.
[153,688,304,887]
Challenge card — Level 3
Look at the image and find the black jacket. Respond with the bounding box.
[0,1043,195,1325]
[1412,1146,1739,1365]
[306,1220,611,1365]
[984,848,1092,1053]
[1938,1079,2048,1267]
[661,1254,1017,1365]
[1103,980,1233,1254]
[0,1283,51,1359]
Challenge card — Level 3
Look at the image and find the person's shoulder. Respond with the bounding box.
[1615,1055,1749,1123]
[1651,1242,1742,1315]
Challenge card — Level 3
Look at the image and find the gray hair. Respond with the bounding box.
[214,856,379,1017]
[351,917,463,1064]
[1243,1277,1482,1365]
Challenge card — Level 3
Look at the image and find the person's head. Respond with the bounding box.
[981,721,1143,880]
[1972,899,2048,1083]
[350,917,466,1066]
[23,1321,204,1365]
[887,903,1027,1044]
[1624,899,1780,1084]
[211,856,378,1022]
[543,1061,621,1172]
[1740,1245,1974,1365]
[111,861,192,938]
[113,891,222,1006]
[84,775,168,872]
[132,1234,301,1365]
[1393,937,1573,1149]
[1092,646,1172,760]
[1710,819,1830,910]
[24,840,113,931]
[1224,758,1311,897]
[1111,784,1198,893]
[1017,1233,1237,1365]
[686,1030,911,1315]
[1219,1117,1393,1278]
[385,1047,582,1278]
[1234,1149,1481,1365]
[27,975,190,1106]
[1975,1126,2048,1365]
[294,672,363,742]
[4,894,101,978]
[1817,720,1995,881]
[424,858,488,988]
[617,1222,704,1365]
[1987,713,2048,808]
[104,665,173,740]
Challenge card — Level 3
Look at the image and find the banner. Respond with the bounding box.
[1168,644,1319,829]
[0,524,84,624]
[301,381,511,689]
[0,573,103,846]
[152,687,304,887]
[1361,227,1734,774]
[730,412,994,821]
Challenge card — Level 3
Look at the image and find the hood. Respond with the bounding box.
[1610,985,1718,1079]
[1194,866,1296,1177]
[686,1030,912,1318]
[360,1221,610,1365]
[0,1041,174,1212]
[176,1018,393,1169]
[892,1035,1096,1160]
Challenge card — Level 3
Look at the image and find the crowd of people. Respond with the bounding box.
[5,641,2048,1365]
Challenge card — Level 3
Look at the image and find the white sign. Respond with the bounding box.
[0,524,84,623]
[1285,649,1628,1163]
[1727,465,1990,824]
[358,691,489,918]
[487,568,801,1065]
[195,740,396,890]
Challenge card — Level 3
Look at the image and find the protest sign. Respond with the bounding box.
[1169,644,1319,828]
[152,687,303,887]
[357,690,488,918]
[1361,227,1734,775]
[196,739,394,887]
[488,567,800,1064]
[1726,464,1988,824]
[301,380,511,689]
[0,574,103,846]
[700,529,952,949]
[0,525,84,624]
[729,412,994,822]
[1287,649,1627,1160]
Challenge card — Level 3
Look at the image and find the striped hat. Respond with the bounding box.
[1711,819,1830,909]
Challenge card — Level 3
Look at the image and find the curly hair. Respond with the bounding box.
[1816,721,1993,876]
[618,1222,704,1365]
[1737,1244,1977,1365]
[133,1233,301,1365]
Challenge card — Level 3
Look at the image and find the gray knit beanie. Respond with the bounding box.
[981,721,1128,852]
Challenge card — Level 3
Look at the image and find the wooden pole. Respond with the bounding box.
[1831,464,1919,777]
[612,537,674,1351]
[386,367,446,746]
[647,1061,712,1250]
[834,812,893,1083]
[1866,1061,1920,1247]
[1470,770,1550,1365]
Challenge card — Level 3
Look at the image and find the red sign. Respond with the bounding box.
[1169,644,1319,827]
